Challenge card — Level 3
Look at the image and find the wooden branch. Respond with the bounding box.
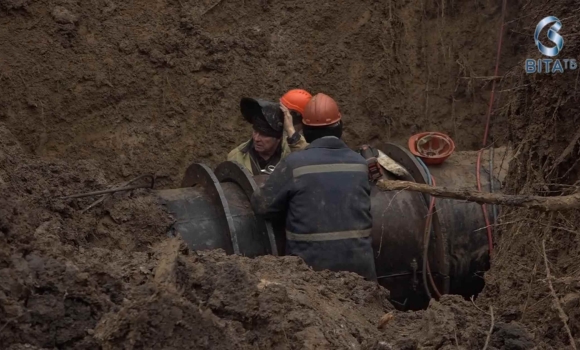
[61,184,152,200]
[376,180,580,212]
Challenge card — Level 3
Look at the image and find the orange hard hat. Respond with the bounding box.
[408,132,455,165]
[302,93,341,126]
[280,89,312,114]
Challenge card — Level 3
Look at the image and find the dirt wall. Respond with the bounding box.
[1,0,518,184]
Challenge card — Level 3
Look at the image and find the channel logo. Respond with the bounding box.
[525,16,577,74]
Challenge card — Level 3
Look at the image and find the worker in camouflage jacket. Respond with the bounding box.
[227,92,312,176]
[251,93,377,281]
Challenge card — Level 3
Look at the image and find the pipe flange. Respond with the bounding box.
[181,163,240,255]
[214,161,279,256]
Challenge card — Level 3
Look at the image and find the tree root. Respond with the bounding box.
[542,239,577,350]
[377,180,580,212]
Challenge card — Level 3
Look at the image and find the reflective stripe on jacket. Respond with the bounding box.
[251,136,376,280]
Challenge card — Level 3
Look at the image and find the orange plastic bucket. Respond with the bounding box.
[408,132,455,165]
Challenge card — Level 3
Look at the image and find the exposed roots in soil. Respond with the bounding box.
[478,2,580,348]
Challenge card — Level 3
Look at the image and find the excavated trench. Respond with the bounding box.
[5,0,580,348]
[154,142,510,310]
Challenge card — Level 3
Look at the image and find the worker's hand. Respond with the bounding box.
[280,104,295,136]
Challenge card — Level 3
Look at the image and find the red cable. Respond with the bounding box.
[483,0,507,146]
[477,0,507,257]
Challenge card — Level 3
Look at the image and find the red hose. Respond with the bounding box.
[476,0,507,257]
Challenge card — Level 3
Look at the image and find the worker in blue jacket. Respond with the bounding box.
[251,93,376,281]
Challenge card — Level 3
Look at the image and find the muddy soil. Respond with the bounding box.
[2,0,579,349]
[0,120,537,349]
[0,0,519,185]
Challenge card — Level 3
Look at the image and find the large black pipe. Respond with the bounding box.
[153,143,505,310]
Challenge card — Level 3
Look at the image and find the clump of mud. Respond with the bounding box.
[95,240,392,349]
[2,122,397,349]
[375,295,535,350]
[0,135,391,347]
[0,123,174,349]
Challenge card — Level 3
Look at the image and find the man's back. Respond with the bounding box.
[252,136,376,280]
[284,137,372,238]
